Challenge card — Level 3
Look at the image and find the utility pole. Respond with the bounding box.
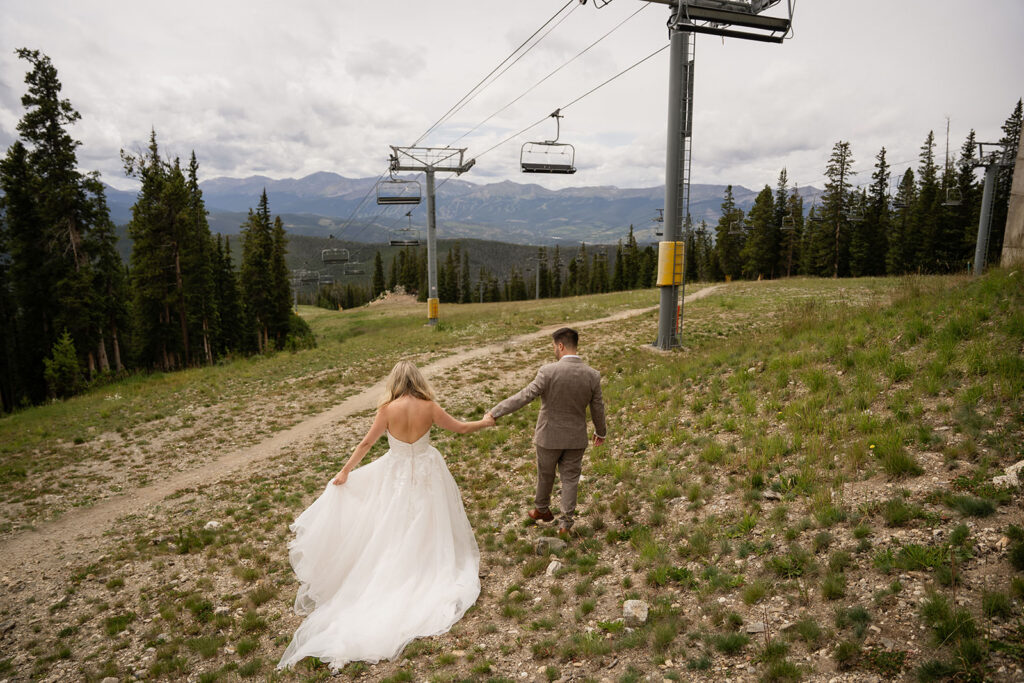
[388,146,475,325]
[647,0,792,350]
[972,141,1014,276]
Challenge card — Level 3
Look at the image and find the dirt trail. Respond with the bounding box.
[0,286,722,577]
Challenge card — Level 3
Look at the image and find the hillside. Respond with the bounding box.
[0,273,1021,681]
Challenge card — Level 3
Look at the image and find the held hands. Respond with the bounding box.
[481,412,496,428]
[333,469,349,486]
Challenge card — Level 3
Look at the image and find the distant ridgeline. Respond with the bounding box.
[3,46,1020,411]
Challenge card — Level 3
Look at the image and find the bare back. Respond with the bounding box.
[382,395,436,443]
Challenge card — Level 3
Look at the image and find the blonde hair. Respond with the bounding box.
[378,360,436,407]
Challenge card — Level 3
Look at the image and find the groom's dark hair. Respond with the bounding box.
[552,327,578,349]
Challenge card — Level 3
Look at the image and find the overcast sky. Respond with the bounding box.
[1,0,1021,195]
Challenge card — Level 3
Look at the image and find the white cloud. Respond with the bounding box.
[1,0,1021,198]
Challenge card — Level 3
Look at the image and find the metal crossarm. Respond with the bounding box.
[646,0,792,44]
[385,145,474,324]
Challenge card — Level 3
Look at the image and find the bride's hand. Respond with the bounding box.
[333,469,349,485]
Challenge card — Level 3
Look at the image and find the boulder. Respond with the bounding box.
[623,600,649,626]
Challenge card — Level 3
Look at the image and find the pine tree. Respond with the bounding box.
[459,250,472,303]
[372,251,386,297]
[0,140,46,403]
[589,251,610,293]
[83,171,128,373]
[574,244,590,295]
[714,186,744,280]
[740,185,775,279]
[612,241,625,291]
[623,226,641,288]
[768,169,789,278]
[551,246,563,297]
[1,49,121,401]
[914,131,941,272]
[537,246,550,298]
[851,147,890,277]
[239,190,275,353]
[683,221,698,283]
[182,152,215,364]
[639,246,657,287]
[886,169,917,275]
[955,130,982,266]
[123,134,194,369]
[213,234,242,356]
[387,253,398,291]
[43,329,82,399]
[694,220,715,282]
[820,141,855,278]
[269,215,292,347]
[779,189,804,278]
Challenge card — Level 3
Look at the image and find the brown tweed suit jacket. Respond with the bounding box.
[490,356,606,450]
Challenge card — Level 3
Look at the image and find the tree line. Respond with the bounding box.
[685,100,1021,282]
[0,50,307,412]
[373,237,658,304]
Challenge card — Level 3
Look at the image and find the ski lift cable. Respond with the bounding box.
[427,40,669,196]
[470,41,669,164]
[431,2,582,145]
[448,3,650,147]
[412,0,578,148]
[331,2,575,242]
[559,42,669,114]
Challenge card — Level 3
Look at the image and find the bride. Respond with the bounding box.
[277,360,495,671]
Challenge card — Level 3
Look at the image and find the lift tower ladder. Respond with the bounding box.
[649,0,793,350]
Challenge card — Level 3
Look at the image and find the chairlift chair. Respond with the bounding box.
[344,262,366,275]
[521,110,576,174]
[652,208,665,237]
[376,172,422,205]
[390,211,421,246]
[319,275,335,286]
[781,213,795,231]
[321,248,350,265]
[942,187,963,207]
[389,227,421,247]
[846,207,863,222]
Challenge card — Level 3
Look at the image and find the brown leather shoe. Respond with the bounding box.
[528,508,554,523]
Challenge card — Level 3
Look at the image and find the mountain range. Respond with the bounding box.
[104,172,823,246]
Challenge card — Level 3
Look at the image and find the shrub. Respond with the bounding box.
[43,330,84,399]
[712,632,749,655]
[283,313,317,351]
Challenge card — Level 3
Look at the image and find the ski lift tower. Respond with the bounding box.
[388,146,475,325]
[647,0,792,350]
[972,141,1014,276]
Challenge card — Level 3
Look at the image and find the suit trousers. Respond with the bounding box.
[535,445,586,529]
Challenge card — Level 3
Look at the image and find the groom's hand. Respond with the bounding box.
[593,435,605,447]
[482,412,496,428]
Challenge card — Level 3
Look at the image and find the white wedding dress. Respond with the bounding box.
[277,430,480,670]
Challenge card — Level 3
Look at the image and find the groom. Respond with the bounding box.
[486,327,606,534]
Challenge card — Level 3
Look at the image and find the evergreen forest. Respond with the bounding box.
[1,49,1020,411]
